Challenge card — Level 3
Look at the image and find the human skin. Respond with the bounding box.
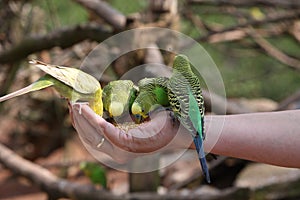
[71,104,300,168]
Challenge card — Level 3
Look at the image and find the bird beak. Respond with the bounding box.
[134,114,142,124]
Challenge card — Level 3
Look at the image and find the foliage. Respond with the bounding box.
[180,5,300,101]
[35,0,88,29]
[80,161,107,188]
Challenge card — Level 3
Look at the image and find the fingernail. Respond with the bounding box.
[71,103,80,111]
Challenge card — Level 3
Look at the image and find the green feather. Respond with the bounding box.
[131,77,169,121]
[188,88,203,140]
[168,54,210,183]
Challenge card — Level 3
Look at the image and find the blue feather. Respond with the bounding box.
[188,89,211,183]
[193,136,211,183]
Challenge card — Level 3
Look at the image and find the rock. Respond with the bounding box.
[193,185,220,196]
[160,150,200,187]
[235,163,300,189]
[235,163,300,200]
[237,98,278,112]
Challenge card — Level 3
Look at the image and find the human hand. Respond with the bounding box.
[70,103,300,168]
[70,104,194,163]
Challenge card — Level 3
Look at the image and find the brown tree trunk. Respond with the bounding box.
[128,0,178,192]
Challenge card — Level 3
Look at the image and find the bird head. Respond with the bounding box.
[109,101,124,117]
[131,102,148,119]
[173,54,190,70]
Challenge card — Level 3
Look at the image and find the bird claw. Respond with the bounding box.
[72,102,89,115]
[148,106,174,121]
[169,111,177,126]
[149,106,169,116]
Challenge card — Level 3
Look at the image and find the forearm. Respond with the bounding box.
[205,110,300,168]
[71,104,300,167]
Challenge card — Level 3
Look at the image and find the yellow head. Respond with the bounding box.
[131,102,148,119]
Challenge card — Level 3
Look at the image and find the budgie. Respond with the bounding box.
[0,60,103,116]
[102,80,138,122]
[167,54,210,183]
[131,77,169,123]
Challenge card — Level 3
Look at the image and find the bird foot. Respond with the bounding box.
[169,111,177,127]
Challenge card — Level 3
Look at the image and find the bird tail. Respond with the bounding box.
[0,77,54,103]
[0,85,34,102]
[194,136,211,183]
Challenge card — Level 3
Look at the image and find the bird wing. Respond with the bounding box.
[30,60,100,94]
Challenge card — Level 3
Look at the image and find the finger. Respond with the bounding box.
[75,104,194,154]
[72,105,136,163]
[72,103,118,136]
[72,104,133,151]
[77,104,181,153]
[72,105,115,155]
[125,111,180,153]
[72,105,107,148]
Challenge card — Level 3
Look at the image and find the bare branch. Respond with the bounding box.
[169,156,228,191]
[276,89,300,111]
[142,43,172,78]
[73,0,127,30]
[202,90,253,114]
[184,6,300,69]
[182,9,293,43]
[0,23,112,64]
[179,11,300,49]
[247,27,300,71]
[182,10,212,34]
[198,11,300,42]
[144,44,164,64]
[289,21,300,43]
[188,0,300,9]
[0,142,250,199]
[0,143,117,200]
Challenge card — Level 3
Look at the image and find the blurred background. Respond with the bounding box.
[0,0,299,199]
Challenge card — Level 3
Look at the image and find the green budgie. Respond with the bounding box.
[0,60,103,116]
[102,80,138,121]
[131,77,169,122]
[80,161,107,188]
[167,54,210,183]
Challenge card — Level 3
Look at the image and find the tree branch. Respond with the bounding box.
[169,156,228,191]
[199,11,300,42]
[73,0,127,30]
[247,27,300,71]
[182,9,294,44]
[184,6,300,70]
[0,142,250,199]
[188,0,300,9]
[142,44,172,78]
[179,10,300,49]
[289,21,300,43]
[0,23,112,64]
[0,143,117,200]
[276,89,300,111]
[202,90,253,114]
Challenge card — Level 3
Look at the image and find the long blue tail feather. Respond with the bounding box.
[194,136,211,183]
[186,88,211,183]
